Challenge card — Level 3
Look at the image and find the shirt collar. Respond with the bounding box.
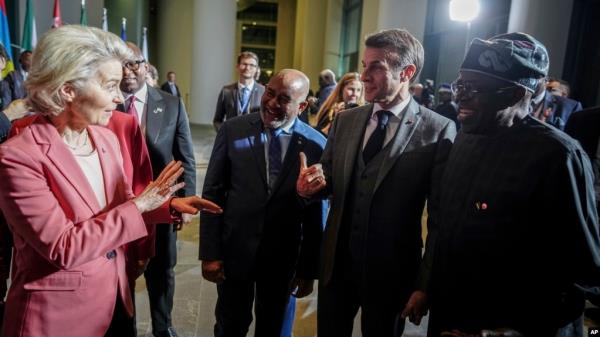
[269,117,296,135]
[238,80,255,92]
[124,82,148,105]
[372,97,411,118]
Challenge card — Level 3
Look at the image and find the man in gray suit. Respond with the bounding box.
[213,51,265,131]
[119,43,196,337]
[297,28,456,337]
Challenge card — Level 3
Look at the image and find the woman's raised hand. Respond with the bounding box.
[133,160,185,213]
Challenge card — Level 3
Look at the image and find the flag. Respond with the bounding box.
[52,0,62,28]
[142,27,148,61]
[101,8,108,31]
[21,0,37,51]
[0,0,14,77]
[120,18,126,41]
[80,0,87,26]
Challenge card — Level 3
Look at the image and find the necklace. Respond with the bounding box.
[62,128,93,155]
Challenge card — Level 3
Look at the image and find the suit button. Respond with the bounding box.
[106,250,117,259]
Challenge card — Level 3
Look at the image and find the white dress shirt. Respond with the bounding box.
[124,83,149,130]
[362,98,411,149]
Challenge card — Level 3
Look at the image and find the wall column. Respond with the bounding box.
[190,0,236,125]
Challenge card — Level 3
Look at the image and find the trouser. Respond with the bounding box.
[317,271,405,337]
[104,296,136,337]
[214,275,292,337]
[144,224,177,334]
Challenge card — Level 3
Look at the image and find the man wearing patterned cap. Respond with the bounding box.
[428,33,600,337]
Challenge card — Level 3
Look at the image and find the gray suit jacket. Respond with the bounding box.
[118,86,196,197]
[213,82,265,131]
[319,99,456,297]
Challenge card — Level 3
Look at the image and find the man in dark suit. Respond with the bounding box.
[12,51,31,98]
[298,29,456,337]
[200,69,326,337]
[160,71,181,98]
[119,43,196,337]
[531,79,582,130]
[213,51,265,131]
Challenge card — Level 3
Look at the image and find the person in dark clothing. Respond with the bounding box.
[434,83,459,129]
[429,32,600,337]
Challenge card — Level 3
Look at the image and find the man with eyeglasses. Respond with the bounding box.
[213,51,265,131]
[297,28,456,337]
[119,42,196,337]
[428,33,600,337]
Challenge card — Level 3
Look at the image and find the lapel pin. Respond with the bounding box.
[153,107,163,114]
[475,202,488,210]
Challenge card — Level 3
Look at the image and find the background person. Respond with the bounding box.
[315,72,365,135]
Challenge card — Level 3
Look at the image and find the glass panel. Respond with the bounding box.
[242,24,277,46]
[243,47,276,70]
[237,2,278,22]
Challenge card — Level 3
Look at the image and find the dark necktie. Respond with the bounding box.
[268,128,282,187]
[127,97,140,122]
[363,110,390,164]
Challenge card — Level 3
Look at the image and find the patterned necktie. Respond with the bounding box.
[127,97,140,123]
[268,128,282,187]
[363,110,391,164]
[239,87,250,113]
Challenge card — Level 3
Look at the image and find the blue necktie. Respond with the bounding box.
[239,87,250,113]
[363,110,390,164]
[268,129,282,186]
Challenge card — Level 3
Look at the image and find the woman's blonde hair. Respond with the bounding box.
[27,25,134,116]
[315,72,365,127]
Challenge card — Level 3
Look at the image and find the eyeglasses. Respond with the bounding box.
[451,80,518,99]
[239,62,257,68]
[123,59,146,71]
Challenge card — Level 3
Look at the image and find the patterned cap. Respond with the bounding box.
[460,32,549,92]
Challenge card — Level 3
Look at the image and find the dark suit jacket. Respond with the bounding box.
[160,81,181,98]
[319,100,456,299]
[200,114,327,280]
[543,91,583,130]
[118,85,196,197]
[1,70,26,109]
[565,107,600,159]
[213,82,265,131]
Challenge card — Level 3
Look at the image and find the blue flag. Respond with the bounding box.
[120,18,127,41]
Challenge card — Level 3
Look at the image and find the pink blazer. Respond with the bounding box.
[0,117,169,337]
[11,112,157,282]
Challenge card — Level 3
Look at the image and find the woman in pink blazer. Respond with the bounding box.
[0,26,220,337]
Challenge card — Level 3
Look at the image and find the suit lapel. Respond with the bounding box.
[246,117,268,189]
[269,121,306,198]
[33,118,101,213]
[88,127,117,208]
[341,105,373,193]
[145,86,167,144]
[374,99,422,192]
[232,85,241,116]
